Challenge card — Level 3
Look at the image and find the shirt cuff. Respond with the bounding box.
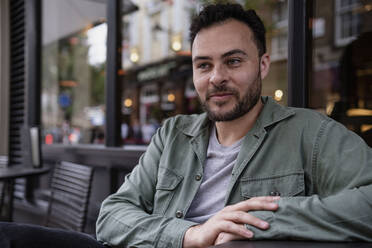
[160,218,198,248]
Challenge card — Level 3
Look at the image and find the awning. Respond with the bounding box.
[43,0,138,45]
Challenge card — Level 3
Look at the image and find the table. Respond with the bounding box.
[0,222,105,248]
[0,165,50,221]
[211,240,372,248]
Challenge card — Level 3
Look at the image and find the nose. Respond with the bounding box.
[209,64,227,86]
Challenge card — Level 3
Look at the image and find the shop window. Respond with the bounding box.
[121,0,194,146]
[41,0,107,145]
[311,0,372,146]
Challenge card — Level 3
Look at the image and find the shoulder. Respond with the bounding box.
[285,106,366,147]
[284,106,334,131]
[289,106,330,122]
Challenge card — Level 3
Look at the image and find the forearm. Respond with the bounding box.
[96,123,198,246]
[96,195,196,247]
[248,185,372,241]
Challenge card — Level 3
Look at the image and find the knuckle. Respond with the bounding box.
[224,205,233,211]
[221,222,234,231]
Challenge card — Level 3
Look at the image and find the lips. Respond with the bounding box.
[206,91,235,101]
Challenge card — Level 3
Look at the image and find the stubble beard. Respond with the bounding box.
[201,69,262,122]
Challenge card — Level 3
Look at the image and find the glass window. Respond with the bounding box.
[259,0,288,105]
[335,0,361,46]
[41,0,107,145]
[120,0,288,145]
[271,0,288,61]
[311,0,372,146]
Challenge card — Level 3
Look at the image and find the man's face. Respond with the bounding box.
[192,19,270,122]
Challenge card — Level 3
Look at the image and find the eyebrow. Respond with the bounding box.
[192,49,248,64]
[192,56,211,64]
[221,49,248,58]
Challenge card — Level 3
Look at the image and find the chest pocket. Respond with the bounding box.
[153,167,183,214]
[240,171,305,199]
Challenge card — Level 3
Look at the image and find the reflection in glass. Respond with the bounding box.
[311,0,372,146]
[41,0,107,145]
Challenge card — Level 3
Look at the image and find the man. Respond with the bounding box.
[96,3,372,247]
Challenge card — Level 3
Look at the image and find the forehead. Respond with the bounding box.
[192,19,257,58]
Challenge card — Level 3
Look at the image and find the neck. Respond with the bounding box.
[215,99,264,146]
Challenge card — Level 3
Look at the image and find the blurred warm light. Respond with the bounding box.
[124,98,133,108]
[326,102,334,116]
[172,41,182,51]
[347,108,372,116]
[176,50,191,56]
[167,93,175,102]
[130,48,139,63]
[365,4,372,11]
[118,69,125,76]
[362,125,372,133]
[274,89,283,101]
[171,34,182,52]
[60,80,77,87]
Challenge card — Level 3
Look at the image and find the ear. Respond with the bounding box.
[260,53,270,80]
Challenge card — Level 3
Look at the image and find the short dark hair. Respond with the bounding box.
[189,3,266,56]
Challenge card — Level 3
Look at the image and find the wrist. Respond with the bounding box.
[183,225,201,248]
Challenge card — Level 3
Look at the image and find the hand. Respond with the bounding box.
[182,196,280,248]
[214,231,245,245]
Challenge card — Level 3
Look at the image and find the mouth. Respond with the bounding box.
[207,92,235,101]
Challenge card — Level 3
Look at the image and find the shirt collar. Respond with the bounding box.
[257,96,295,129]
[177,96,295,137]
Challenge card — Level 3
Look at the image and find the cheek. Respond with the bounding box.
[234,70,259,88]
[193,74,209,96]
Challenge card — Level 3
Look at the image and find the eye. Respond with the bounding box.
[226,58,241,66]
[196,62,211,70]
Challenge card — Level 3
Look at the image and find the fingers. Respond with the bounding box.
[225,196,280,212]
[219,210,270,230]
[214,231,246,245]
[183,196,280,247]
[183,220,252,247]
[217,220,253,239]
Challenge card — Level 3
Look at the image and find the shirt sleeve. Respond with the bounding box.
[96,121,196,248]
[248,119,372,241]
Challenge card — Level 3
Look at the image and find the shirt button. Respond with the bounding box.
[195,174,202,181]
[270,191,280,196]
[175,210,183,218]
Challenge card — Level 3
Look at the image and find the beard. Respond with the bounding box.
[201,69,262,122]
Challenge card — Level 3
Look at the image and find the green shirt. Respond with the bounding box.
[96,96,372,247]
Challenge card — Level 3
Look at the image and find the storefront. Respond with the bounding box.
[121,55,199,144]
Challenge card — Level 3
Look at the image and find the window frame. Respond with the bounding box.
[288,0,313,108]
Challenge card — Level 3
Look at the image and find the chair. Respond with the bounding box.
[45,161,94,232]
[0,181,7,219]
